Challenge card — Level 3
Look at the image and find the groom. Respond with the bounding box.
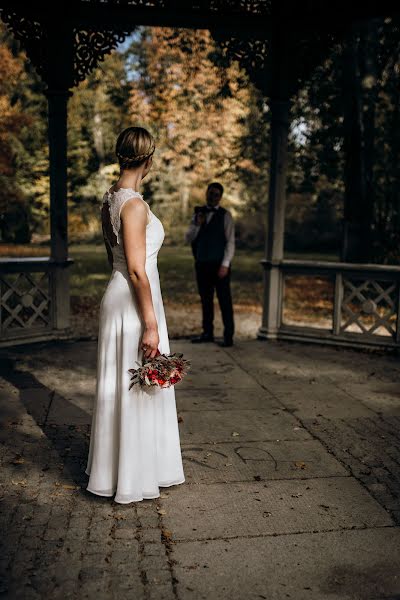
[185,182,235,347]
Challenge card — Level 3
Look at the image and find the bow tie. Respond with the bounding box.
[206,206,217,212]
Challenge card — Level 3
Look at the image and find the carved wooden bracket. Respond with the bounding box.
[0,8,132,89]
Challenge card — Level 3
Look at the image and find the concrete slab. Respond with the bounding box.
[180,365,257,390]
[176,387,277,411]
[181,440,348,484]
[221,341,308,379]
[171,341,258,390]
[22,364,96,418]
[0,378,26,425]
[161,478,393,541]
[342,382,400,417]
[172,528,400,600]
[264,381,374,419]
[178,408,312,444]
[224,339,400,388]
[46,392,92,425]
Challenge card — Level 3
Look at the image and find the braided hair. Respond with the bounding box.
[115,126,155,170]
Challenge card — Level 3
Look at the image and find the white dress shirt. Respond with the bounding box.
[185,205,235,268]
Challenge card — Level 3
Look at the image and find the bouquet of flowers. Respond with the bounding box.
[128,349,191,390]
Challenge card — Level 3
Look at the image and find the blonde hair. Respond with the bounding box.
[115,126,155,170]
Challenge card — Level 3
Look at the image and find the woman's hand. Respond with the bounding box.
[140,325,160,359]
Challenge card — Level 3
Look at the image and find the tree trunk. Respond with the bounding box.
[341,27,365,261]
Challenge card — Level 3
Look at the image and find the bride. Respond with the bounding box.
[85,126,185,503]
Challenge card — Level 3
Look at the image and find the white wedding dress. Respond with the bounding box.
[85,187,185,503]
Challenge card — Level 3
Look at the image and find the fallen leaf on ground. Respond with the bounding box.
[157,508,167,515]
[161,528,172,540]
[231,431,240,437]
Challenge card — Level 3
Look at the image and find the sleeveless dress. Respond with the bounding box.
[85,187,185,503]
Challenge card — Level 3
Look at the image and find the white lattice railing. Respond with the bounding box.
[261,259,400,348]
[0,258,73,346]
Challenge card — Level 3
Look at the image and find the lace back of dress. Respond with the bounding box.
[101,189,147,247]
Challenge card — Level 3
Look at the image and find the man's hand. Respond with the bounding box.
[218,265,229,278]
[195,212,206,226]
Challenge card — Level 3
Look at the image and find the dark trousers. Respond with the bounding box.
[195,260,234,341]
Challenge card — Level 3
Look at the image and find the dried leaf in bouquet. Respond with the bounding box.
[128,350,191,390]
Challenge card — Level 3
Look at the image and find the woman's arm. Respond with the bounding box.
[120,199,159,359]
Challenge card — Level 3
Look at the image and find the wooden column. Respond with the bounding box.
[47,89,71,262]
[258,34,291,340]
[44,24,74,330]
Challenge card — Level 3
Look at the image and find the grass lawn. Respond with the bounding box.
[68,243,265,307]
[65,243,266,337]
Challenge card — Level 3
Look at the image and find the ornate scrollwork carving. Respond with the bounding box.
[212,28,338,96]
[73,28,132,85]
[211,32,270,92]
[0,9,46,79]
[0,9,132,88]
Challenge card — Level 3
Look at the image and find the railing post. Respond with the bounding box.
[333,272,343,336]
[258,33,291,339]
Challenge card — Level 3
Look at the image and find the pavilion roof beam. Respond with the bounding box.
[1,1,399,38]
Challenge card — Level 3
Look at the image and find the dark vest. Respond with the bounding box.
[192,206,227,263]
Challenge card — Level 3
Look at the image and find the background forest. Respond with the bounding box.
[1,20,399,259]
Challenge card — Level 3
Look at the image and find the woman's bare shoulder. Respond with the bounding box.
[120,195,150,225]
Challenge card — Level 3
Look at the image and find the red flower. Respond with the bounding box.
[129,351,191,390]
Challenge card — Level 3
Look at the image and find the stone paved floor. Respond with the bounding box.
[0,338,400,599]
